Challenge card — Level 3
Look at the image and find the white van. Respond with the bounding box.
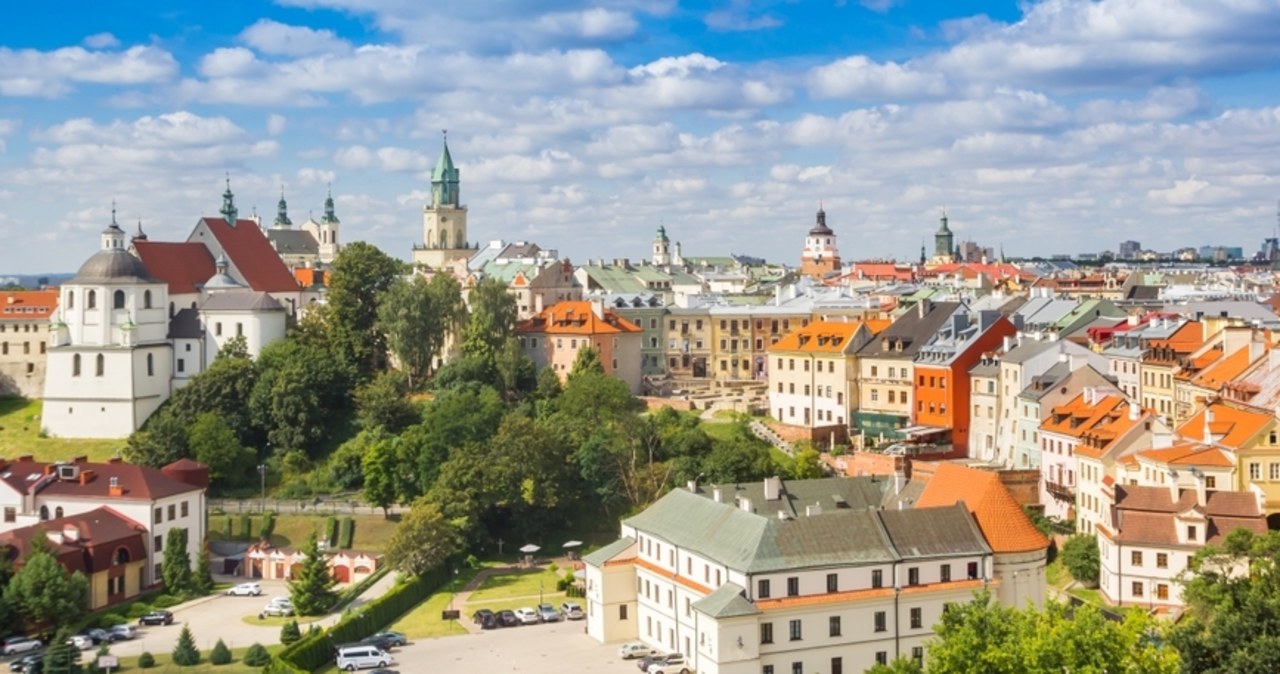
[335,645,392,671]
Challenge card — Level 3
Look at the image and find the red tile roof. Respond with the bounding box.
[132,241,216,295]
[1137,443,1235,468]
[0,506,147,575]
[516,300,641,336]
[1111,486,1267,546]
[915,463,1049,554]
[1176,403,1272,448]
[1192,345,1264,390]
[0,289,58,321]
[0,456,200,501]
[198,218,301,293]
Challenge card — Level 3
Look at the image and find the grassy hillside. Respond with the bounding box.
[0,396,124,462]
[208,513,400,552]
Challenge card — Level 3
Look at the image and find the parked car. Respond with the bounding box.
[368,632,407,647]
[226,582,263,596]
[647,653,689,674]
[536,603,561,623]
[497,610,519,627]
[513,607,540,625]
[471,609,497,630]
[65,635,93,651]
[335,644,392,671]
[108,625,137,641]
[138,610,174,626]
[560,601,585,620]
[261,600,295,617]
[360,635,396,652]
[1,638,42,656]
[8,654,42,673]
[618,642,654,660]
[81,629,113,645]
[636,653,671,672]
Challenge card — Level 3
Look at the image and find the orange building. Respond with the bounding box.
[911,311,1016,457]
[516,299,643,393]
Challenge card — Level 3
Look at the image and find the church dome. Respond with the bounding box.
[808,208,834,236]
[71,249,156,284]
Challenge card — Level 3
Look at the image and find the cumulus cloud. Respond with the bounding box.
[0,45,177,97]
[240,19,351,56]
[808,56,947,100]
[266,114,287,135]
[535,9,638,40]
[83,33,121,49]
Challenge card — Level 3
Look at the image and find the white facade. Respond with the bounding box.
[969,366,1000,463]
[203,306,288,359]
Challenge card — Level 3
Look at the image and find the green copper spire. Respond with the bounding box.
[220,174,238,224]
[431,130,460,208]
[321,184,340,224]
[274,187,292,228]
[655,225,669,242]
[934,208,954,259]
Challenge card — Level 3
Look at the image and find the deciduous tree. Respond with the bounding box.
[377,275,439,388]
[461,276,516,362]
[187,412,254,486]
[1061,534,1100,586]
[384,499,460,576]
[323,241,403,377]
[362,435,399,517]
[3,548,89,631]
[354,371,420,433]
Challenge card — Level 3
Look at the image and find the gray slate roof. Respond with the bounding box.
[168,308,202,339]
[878,505,991,559]
[692,582,758,618]
[201,290,286,312]
[266,229,320,256]
[582,537,635,567]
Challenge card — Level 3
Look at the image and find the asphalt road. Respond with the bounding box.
[388,618,638,674]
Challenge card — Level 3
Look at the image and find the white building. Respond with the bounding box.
[0,455,207,587]
[585,474,1048,674]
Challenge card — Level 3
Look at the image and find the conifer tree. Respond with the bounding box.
[172,624,201,666]
[288,534,335,615]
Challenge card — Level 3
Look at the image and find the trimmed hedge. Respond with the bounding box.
[338,517,354,549]
[325,517,339,548]
[222,515,232,539]
[329,565,390,613]
[267,563,452,674]
[261,511,277,539]
[239,513,252,540]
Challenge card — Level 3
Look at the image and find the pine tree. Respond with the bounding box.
[209,639,231,666]
[241,644,271,667]
[288,534,335,615]
[138,652,156,669]
[42,628,82,674]
[161,527,193,596]
[279,620,301,645]
[192,545,215,596]
[171,624,201,666]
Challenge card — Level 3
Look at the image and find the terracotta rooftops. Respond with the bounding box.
[0,506,147,575]
[198,218,302,293]
[1176,403,1272,448]
[1111,484,1266,546]
[515,300,641,335]
[1043,392,1144,457]
[131,241,216,295]
[0,455,202,500]
[1136,442,1235,468]
[0,289,58,321]
[915,463,1049,554]
[1192,345,1263,390]
[769,319,890,354]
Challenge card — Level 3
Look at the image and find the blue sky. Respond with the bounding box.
[2,0,1280,274]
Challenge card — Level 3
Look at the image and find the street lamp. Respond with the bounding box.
[257,464,266,513]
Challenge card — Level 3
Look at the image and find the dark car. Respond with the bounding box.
[369,631,407,647]
[360,635,396,652]
[9,654,43,674]
[471,609,497,630]
[497,610,519,627]
[637,654,669,672]
[138,610,174,626]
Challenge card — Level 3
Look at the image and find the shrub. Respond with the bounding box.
[280,620,301,645]
[152,594,184,609]
[1062,535,1100,587]
[339,517,354,549]
[261,511,277,539]
[124,603,154,619]
[239,513,252,540]
[222,515,232,539]
[98,612,125,627]
[325,517,339,548]
[138,652,156,669]
[242,644,271,667]
[210,639,232,666]
[172,625,201,666]
[548,561,559,574]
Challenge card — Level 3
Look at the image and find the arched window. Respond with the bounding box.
[95,354,104,377]
[67,291,75,309]
[72,354,82,377]
[87,290,97,309]
[114,547,130,565]
[439,230,448,248]
[144,290,152,309]
[113,290,125,309]
[146,353,154,377]
[39,505,49,521]
[55,506,63,518]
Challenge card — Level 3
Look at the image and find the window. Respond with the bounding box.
[619,605,627,620]
[2,507,13,523]
[871,366,878,377]
[875,653,888,666]
[216,322,223,336]
[910,607,923,629]
[167,504,176,521]
[872,569,883,588]
[912,647,924,665]
[1187,525,1197,540]
[73,354,81,377]
[236,323,243,337]
[67,291,74,309]
[788,619,802,641]
[181,501,189,518]
[967,562,979,579]
[870,389,879,402]
[147,353,154,376]
[826,573,838,593]
[1271,463,1280,481]
[787,577,799,597]
[760,622,773,644]
[154,508,162,524]
[874,611,886,632]
[908,567,920,586]
[177,359,185,373]
[154,535,162,552]
[1131,551,1143,567]
[144,290,152,309]
[828,616,841,636]
[1156,553,1168,569]
[113,290,125,309]
[758,579,771,598]
[763,667,774,674]
[791,664,802,674]
[831,657,842,674]
[1250,462,1262,480]
[1132,582,1144,598]
[1206,475,1217,489]
[1157,583,1169,600]
[55,506,63,518]
[87,290,96,309]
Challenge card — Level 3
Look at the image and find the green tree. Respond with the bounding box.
[699,420,776,484]
[43,628,82,674]
[327,428,390,491]
[0,546,14,636]
[569,346,604,379]
[137,652,156,669]
[187,412,255,486]
[354,371,420,433]
[553,370,639,446]
[279,620,301,645]
[324,241,403,377]
[171,624,200,666]
[377,274,450,387]
[192,545,214,596]
[1061,534,1100,586]
[161,527,193,596]
[461,276,517,362]
[209,639,231,666]
[787,447,825,479]
[2,548,89,630]
[495,336,536,396]
[362,435,399,517]
[384,499,460,576]
[250,339,353,456]
[288,534,336,615]
[865,658,923,674]
[241,644,271,667]
[414,385,505,491]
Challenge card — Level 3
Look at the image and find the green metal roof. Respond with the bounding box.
[692,582,757,619]
[582,537,636,567]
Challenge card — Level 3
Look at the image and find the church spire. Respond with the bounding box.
[321,183,340,225]
[220,174,239,225]
[273,186,293,229]
[431,130,460,208]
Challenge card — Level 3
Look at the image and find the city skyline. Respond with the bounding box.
[2,0,1280,274]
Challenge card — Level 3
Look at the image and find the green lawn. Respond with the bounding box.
[0,397,124,462]
[207,514,400,552]
[465,568,566,605]
[102,643,285,674]
[387,565,482,640]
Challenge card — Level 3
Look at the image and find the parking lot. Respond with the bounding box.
[391,619,637,674]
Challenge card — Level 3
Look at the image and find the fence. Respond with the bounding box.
[209,498,409,517]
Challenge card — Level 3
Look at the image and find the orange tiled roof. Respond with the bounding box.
[1176,403,1272,448]
[1043,393,1143,457]
[515,300,641,336]
[1137,442,1235,468]
[769,319,887,354]
[0,289,58,321]
[915,463,1049,554]
[1192,345,1261,390]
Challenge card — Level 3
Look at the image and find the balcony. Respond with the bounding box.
[1044,480,1074,501]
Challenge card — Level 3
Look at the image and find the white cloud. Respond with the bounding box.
[83,33,120,49]
[629,53,725,78]
[240,19,351,56]
[266,114,287,136]
[808,56,947,100]
[0,45,177,97]
[296,168,336,187]
[535,9,638,40]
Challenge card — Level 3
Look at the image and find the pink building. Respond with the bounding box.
[516,299,643,393]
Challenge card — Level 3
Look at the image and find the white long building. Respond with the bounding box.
[584,472,1048,674]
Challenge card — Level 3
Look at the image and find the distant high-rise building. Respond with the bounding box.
[1118,240,1141,259]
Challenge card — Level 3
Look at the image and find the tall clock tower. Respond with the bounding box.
[413,134,473,269]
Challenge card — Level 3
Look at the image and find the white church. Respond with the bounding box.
[42,184,308,439]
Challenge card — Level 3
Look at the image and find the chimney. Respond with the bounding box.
[79,469,96,485]
[108,457,123,464]
[1128,402,1140,421]
[590,298,605,320]
[738,497,753,513]
[687,479,698,493]
[805,502,824,517]
[917,300,928,318]
[1204,408,1217,443]
[1167,469,1180,503]
[0,458,7,472]
[1193,470,1207,507]
[712,487,723,503]
[777,510,791,521]
[1127,314,1139,326]
[763,476,782,501]
[1058,350,1068,364]
[1002,335,1014,352]
[17,455,33,462]
[72,455,88,464]
[108,476,123,496]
